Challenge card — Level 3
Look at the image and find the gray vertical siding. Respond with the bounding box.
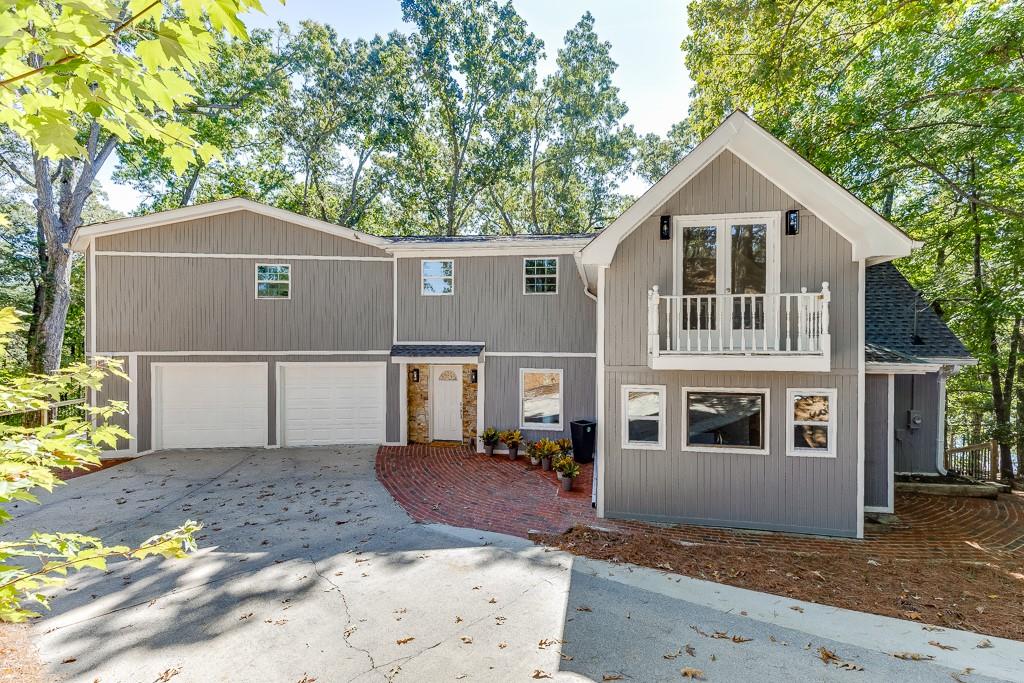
[396,255,595,353]
[483,355,596,443]
[134,355,400,452]
[94,256,393,353]
[95,210,388,257]
[603,370,859,536]
[894,372,941,474]
[601,150,863,537]
[95,355,131,451]
[864,374,891,508]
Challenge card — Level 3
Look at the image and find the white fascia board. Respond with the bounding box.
[70,198,392,251]
[580,111,917,267]
[387,241,591,258]
[865,362,941,375]
[923,356,978,367]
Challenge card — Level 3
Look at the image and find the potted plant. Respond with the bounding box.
[555,438,573,459]
[554,456,581,492]
[527,441,541,466]
[500,429,522,460]
[535,438,560,471]
[482,427,500,456]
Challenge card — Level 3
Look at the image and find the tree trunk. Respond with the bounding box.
[27,246,74,374]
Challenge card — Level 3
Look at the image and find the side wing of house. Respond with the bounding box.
[391,244,596,446]
[83,205,399,453]
[596,149,864,537]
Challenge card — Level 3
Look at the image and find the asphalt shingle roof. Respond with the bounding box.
[865,263,972,363]
[390,344,485,358]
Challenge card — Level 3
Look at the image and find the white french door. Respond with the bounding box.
[671,213,780,351]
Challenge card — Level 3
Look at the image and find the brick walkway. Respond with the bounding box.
[375,446,1024,565]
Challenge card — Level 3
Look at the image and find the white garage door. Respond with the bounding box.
[279,363,386,446]
[154,363,268,449]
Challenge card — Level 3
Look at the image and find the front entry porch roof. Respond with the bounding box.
[390,343,484,364]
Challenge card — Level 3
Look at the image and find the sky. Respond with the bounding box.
[98,0,692,213]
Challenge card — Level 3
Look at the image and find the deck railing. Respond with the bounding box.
[647,283,830,357]
[944,439,1000,481]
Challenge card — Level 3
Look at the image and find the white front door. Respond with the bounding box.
[430,365,463,441]
[154,363,268,449]
[278,362,386,446]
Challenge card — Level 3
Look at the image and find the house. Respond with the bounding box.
[73,111,973,539]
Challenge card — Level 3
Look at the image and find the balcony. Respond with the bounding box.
[646,283,831,372]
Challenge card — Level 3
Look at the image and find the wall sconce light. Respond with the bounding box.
[470,369,478,384]
[785,209,800,236]
[659,215,671,240]
[411,368,420,383]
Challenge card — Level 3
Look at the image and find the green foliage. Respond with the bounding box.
[553,455,580,478]
[481,427,500,446]
[499,429,522,448]
[0,307,199,622]
[533,438,561,460]
[680,0,1024,455]
[0,0,266,173]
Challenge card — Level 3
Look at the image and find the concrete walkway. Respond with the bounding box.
[3,447,1020,682]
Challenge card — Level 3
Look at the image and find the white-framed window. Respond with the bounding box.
[519,368,563,430]
[421,259,454,295]
[787,388,837,458]
[682,387,769,455]
[255,263,290,299]
[523,257,558,294]
[621,385,666,450]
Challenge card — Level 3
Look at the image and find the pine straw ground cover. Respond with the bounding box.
[0,624,44,683]
[531,525,1024,642]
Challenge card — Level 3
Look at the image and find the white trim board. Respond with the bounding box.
[95,250,393,262]
[483,351,596,358]
[621,384,667,451]
[389,241,591,258]
[785,387,837,458]
[89,350,391,357]
[522,255,559,295]
[71,197,391,251]
[519,367,565,431]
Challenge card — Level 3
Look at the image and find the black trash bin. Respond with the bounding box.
[570,419,596,464]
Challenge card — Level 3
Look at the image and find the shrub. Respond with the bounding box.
[499,429,522,448]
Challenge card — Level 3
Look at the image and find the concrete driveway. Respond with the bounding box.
[4,447,1019,682]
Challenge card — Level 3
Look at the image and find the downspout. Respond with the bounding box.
[936,365,951,475]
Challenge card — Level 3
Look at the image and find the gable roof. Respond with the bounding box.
[580,111,920,268]
[866,263,974,365]
[69,197,392,252]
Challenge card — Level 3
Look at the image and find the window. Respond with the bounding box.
[523,257,558,294]
[683,388,768,454]
[519,368,563,430]
[256,264,290,299]
[622,385,666,450]
[787,388,837,457]
[421,259,454,295]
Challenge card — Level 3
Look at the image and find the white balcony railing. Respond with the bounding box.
[646,283,831,371]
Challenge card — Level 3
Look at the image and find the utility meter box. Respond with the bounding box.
[907,410,923,430]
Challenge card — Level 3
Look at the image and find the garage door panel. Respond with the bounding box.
[281,363,386,446]
[157,364,268,449]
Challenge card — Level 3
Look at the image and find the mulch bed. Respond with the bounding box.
[53,457,131,481]
[532,525,1024,642]
[0,624,44,683]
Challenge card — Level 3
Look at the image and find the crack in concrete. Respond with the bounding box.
[304,556,378,676]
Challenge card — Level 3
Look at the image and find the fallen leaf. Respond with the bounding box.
[560,652,574,661]
[731,635,752,643]
[929,640,957,651]
[576,605,593,612]
[922,625,944,632]
[455,616,463,623]
[903,611,923,621]
[602,675,624,682]
[155,669,181,682]
[460,636,473,644]
[396,637,415,645]
[685,644,696,657]
[680,668,705,680]
[663,648,682,660]
[789,605,804,613]
[531,671,552,679]
[976,639,993,649]
[488,597,497,604]
[819,647,840,665]
[61,658,77,664]
[297,676,316,683]
[891,651,935,661]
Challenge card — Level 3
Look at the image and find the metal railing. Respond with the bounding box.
[648,282,830,356]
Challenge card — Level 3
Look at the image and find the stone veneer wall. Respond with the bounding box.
[406,363,478,445]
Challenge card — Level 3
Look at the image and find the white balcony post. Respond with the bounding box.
[648,286,661,359]
[820,281,830,335]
